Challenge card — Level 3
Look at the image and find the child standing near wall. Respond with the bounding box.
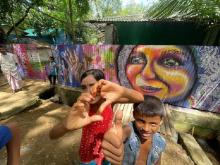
[49,69,144,165]
[45,56,58,85]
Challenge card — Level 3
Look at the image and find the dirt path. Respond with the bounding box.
[0,76,194,165]
[0,100,82,165]
[0,99,194,165]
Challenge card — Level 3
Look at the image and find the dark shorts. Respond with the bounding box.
[0,125,12,149]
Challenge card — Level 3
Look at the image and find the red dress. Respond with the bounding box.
[79,105,113,165]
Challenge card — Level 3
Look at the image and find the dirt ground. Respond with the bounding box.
[0,100,82,164]
[0,77,195,165]
[0,100,195,165]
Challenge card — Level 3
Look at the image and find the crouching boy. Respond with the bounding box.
[102,95,166,165]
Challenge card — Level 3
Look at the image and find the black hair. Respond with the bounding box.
[0,45,6,50]
[133,95,165,118]
[80,69,105,82]
[49,56,55,61]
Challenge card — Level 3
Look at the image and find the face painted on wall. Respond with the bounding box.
[126,45,196,102]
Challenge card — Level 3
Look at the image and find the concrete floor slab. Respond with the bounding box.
[0,79,50,120]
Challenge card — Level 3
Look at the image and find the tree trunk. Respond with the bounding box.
[68,0,75,41]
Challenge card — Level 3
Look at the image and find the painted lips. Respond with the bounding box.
[140,86,162,93]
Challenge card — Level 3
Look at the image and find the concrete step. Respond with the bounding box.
[0,91,41,120]
[0,79,52,120]
[168,104,220,140]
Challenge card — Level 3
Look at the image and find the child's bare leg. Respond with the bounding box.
[5,122,20,165]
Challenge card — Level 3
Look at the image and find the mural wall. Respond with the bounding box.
[12,44,51,80]
[117,46,220,113]
[50,45,118,86]
[11,44,220,113]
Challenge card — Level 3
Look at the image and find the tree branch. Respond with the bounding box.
[6,6,32,36]
[34,8,66,24]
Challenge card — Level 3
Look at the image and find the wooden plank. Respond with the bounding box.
[168,105,220,131]
[164,115,172,136]
[165,105,178,142]
[159,122,166,136]
[122,103,133,124]
[179,132,213,165]
[113,103,119,112]
[167,104,220,139]
[122,104,129,124]
[128,104,134,122]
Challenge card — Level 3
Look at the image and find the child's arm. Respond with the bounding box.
[117,86,144,103]
[49,93,103,139]
[96,79,143,102]
[4,122,21,165]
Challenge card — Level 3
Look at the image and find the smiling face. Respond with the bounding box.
[134,111,161,141]
[126,45,196,102]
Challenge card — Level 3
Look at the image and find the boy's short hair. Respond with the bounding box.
[49,56,54,60]
[80,69,105,82]
[0,45,6,50]
[133,95,165,118]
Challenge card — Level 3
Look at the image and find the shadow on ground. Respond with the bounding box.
[0,100,81,165]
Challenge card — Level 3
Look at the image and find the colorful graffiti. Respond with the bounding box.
[52,45,220,113]
[13,44,34,78]
[117,45,220,113]
[117,45,197,105]
[10,44,220,113]
[12,44,49,80]
[51,45,118,86]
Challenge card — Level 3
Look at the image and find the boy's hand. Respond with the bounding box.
[62,93,103,130]
[102,110,124,165]
[91,79,124,113]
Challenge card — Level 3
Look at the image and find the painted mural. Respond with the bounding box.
[13,44,34,78]
[116,45,220,113]
[10,44,220,113]
[51,45,118,86]
[12,44,48,80]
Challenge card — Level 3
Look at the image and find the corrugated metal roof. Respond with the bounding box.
[88,14,202,23]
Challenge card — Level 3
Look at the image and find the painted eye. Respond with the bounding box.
[160,50,184,67]
[129,56,146,64]
[162,58,181,67]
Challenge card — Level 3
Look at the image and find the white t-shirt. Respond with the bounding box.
[0,52,19,76]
